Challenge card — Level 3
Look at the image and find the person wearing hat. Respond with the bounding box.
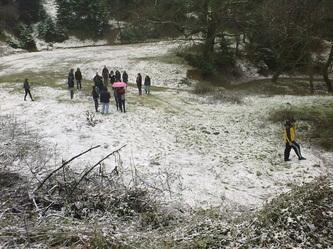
[284,118,306,161]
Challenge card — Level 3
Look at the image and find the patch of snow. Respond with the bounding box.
[0,41,188,87]
[52,36,109,49]
[0,42,332,210]
[43,0,58,20]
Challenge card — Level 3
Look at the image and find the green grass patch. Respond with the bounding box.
[0,72,66,89]
[269,102,333,150]
[227,78,329,96]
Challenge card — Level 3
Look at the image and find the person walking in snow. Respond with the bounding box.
[113,87,119,111]
[144,75,151,95]
[102,66,109,86]
[284,118,306,162]
[136,73,142,95]
[23,78,34,101]
[92,86,99,112]
[116,87,126,113]
[93,72,103,93]
[68,69,75,99]
[75,68,82,90]
[122,71,128,84]
[115,70,121,82]
[109,70,116,85]
[100,87,111,114]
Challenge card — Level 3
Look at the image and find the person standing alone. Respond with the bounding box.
[284,118,306,161]
[68,69,75,99]
[75,68,82,90]
[23,78,34,101]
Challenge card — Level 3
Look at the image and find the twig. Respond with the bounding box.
[36,145,101,191]
[71,145,127,194]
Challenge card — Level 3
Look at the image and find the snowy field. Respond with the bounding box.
[0,42,332,210]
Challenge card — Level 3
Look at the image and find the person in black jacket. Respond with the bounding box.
[100,87,111,114]
[109,70,116,85]
[75,68,82,90]
[136,73,142,95]
[144,75,151,95]
[23,78,34,101]
[122,71,128,84]
[102,66,109,87]
[115,70,121,82]
[93,72,103,93]
[68,69,75,99]
[92,86,99,112]
[116,87,126,113]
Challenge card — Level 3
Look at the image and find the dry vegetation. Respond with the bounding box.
[1,115,332,248]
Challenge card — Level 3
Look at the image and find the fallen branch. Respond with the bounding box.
[36,145,101,191]
[71,145,126,194]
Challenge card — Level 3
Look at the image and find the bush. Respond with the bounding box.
[269,102,333,150]
[18,24,37,51]
[193,81,215,95]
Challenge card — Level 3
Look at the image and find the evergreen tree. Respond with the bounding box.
[18,24,37,51]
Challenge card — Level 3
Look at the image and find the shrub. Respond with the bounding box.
[193,81,215,95]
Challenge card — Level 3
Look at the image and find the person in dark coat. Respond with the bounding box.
[92,86,99,112]
[113,87,119,111]
[68,69,75,99]
[23,78,34,101]
[116,87,126,113]
[75,68,82,90]
[93,72,103,93]
[109,70,116,85]
[115,70,121,82]
[144,75,151,95]
[102,66,109,87]
[99,87,111,114]
[136,73,142,95]
[122,71,128,83]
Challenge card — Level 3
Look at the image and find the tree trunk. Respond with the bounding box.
[322,43,333,93]
[203,1,217,63]
[308,59,314,93]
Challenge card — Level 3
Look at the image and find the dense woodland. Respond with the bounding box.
[0,0,332,90]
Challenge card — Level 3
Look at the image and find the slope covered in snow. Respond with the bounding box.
[0,41,332,210]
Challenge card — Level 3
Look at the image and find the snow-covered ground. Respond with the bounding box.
[0,42,332,210]
[43,0,58,20]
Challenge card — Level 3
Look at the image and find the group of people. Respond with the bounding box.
[23,73,307,162]
[67,66,152,114]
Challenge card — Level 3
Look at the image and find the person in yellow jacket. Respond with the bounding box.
[284,118,306,161]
